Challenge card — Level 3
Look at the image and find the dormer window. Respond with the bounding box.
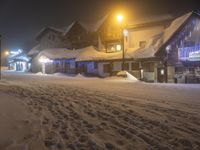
[107,42,122,53]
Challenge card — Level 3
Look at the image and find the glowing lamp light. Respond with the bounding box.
[116,45,122,51]
[161,69,165,75]
[117,14,123,23]
[39,55,53,63]
[5,51,10,56]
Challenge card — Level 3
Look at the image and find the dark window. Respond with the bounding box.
[123,63,129,70]
[131,62,140,70]
[175,67,184,73]
[143,62,154,72]
[55,63,59,68]
[188,68,195,74]
[51,34,55,41]
[94,62,98,69]
[139,41,146,48]
[103,64,111,73]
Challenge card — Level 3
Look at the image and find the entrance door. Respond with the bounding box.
[78,64,87,74]
[157,68,165,83]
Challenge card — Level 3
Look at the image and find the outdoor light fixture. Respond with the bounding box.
[39,55,52,63]
[161,69,165,75]
[5,51,9,56]
[123,29,128,37]
[39,55,52,74]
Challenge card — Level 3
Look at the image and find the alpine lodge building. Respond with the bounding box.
[26,11,200,84]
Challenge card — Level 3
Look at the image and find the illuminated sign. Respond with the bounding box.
[189,50,200,61]
[179,46,200,61]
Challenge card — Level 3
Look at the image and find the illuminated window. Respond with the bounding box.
[107,43,122,53]
[116,45,121,51]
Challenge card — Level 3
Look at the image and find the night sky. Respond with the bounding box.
[0,0,199,51]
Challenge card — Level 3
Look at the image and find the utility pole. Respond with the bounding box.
[122,30,125,70]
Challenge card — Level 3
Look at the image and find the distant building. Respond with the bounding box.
[8,49,31,72]
[28,21,94,73]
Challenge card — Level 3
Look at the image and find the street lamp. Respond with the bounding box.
[117,14,124,23]
[116,14,126,70]
[5,51,9,56]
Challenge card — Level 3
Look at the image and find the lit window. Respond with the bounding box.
[107,43,122,53]
[116,45,122,51]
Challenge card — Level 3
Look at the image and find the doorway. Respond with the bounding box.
[157,68,165,83]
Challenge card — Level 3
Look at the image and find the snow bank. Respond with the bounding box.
[117,71,139,82]
[1,72,200,150]
[35,72,47,76]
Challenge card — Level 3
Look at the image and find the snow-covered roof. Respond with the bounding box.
[38,48,83,60]
[162,12,193,44]
[76,44,159,62]
[9,52,30,62]
[76,46,123,62]
[28,44,41,56]
[76,47,157,62]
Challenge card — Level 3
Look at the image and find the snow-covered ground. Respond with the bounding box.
[0,71,200,150]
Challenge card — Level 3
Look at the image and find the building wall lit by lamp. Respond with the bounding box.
[123,29,128,37]
[39,55,53,74]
